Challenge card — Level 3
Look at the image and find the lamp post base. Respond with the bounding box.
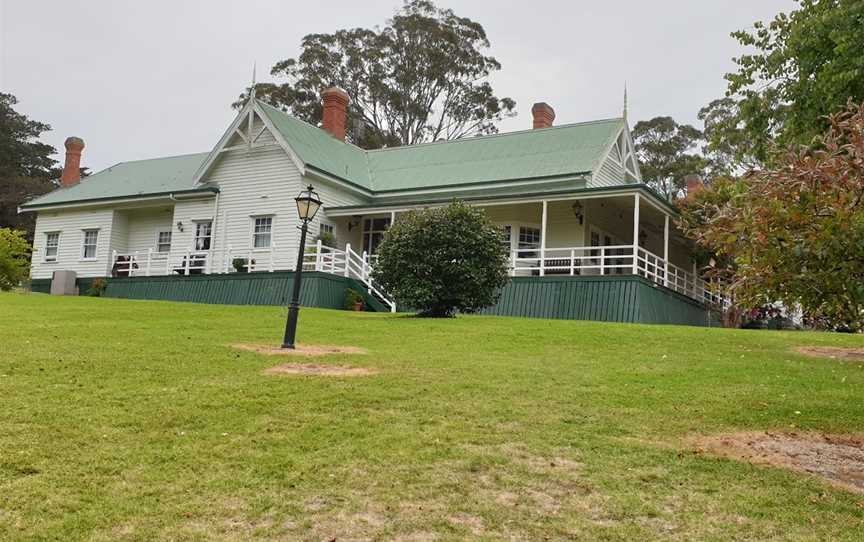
[281,300,302,349]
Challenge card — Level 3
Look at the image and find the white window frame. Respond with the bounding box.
[496,221,542,256]
[319,222,334,237]
[156,231,172,253]
[44,232,60,262]
[80,229,99,261]
[250,215,274,251]
[193,220,213,251]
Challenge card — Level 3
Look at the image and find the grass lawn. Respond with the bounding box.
[1,292,864,541]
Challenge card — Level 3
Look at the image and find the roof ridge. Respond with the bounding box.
[256,98,623,157]
[366,117,625,154]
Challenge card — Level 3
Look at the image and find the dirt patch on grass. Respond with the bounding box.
[230,343,367,357]
[693,431,864,494]
[794,346,864,362]
[263,363,377,377]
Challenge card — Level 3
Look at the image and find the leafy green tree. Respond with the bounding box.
[632,116,709,200]
[0,93,60,240]
[704,0,864,168]
[235,0,515,149]
[372,201,510,317]
[679,102,864,332]
[0,228,31,291]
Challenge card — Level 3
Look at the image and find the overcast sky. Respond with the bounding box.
[1,0,796,173]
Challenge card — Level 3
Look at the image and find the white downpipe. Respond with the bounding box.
[146,248,152,277]
[632,193,640,275]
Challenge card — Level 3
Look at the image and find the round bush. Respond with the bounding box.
[372,201,510,317]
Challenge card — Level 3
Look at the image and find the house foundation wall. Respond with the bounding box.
[30,274,719,327]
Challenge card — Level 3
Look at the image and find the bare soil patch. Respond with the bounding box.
[230,343,367,357]
[263,363,377,377]
[795,346,864,362]
[693,431,864,494]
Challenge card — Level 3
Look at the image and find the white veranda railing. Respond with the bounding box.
[112,241,725,310]
[302,240,397,313]
[505,244,727,307]
[111,249,209,277]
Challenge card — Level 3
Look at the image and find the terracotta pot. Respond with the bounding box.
[353,301,364,312]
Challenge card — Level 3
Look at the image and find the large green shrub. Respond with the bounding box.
[0,228,31,291]
[372,201,510,317]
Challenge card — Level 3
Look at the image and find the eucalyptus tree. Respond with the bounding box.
[235,0,515,149]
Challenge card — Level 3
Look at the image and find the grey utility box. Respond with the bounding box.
[50,270,78,296]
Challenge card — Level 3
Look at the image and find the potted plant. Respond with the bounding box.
[317,231,337,248]
[232,258,248,273]
[345,288,365,311]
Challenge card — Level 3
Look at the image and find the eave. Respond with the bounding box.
[324,184,679,217]
[19,187,219,213]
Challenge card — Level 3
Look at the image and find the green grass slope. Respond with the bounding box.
[1,292,863,541]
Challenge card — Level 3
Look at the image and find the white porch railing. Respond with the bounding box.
[111,249,207,277]
[111,241,725,310]
[503,244,727,307]
[302,240,396,313]
[223,244,279,273]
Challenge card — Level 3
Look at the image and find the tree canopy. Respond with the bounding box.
[0,228,31,290]
[632,116,710,200]
[679,102,864,332]
[372,201,510,317]
[0,93,59,240]
[702,0,864,169]
[235,0,515,149]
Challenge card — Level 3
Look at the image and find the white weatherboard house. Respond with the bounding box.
[21,88,721,323]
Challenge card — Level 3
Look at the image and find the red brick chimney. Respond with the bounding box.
[321,86,349,141]
[531,102,555,129]
[685,174,704,199]
[60,137,85,187]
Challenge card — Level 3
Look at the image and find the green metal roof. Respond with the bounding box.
[259,100,623,192]
[22,152,212,209]
[25,101,625,209]
[365,118,622,191]
[256,101,372,188]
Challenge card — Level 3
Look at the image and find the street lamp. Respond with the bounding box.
[282,184,322,349]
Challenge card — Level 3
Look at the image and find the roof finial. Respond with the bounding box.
[623,82,628,121]
[250,62,257,102]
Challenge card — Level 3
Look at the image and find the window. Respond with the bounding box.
[44,232,59,262]
[252,216,273,249]
[319,223,334,237]
[81,230,98,260]
[517,226,541,258]
[362,217,390,254]
[156,231,172,253]
[194,221,212,251]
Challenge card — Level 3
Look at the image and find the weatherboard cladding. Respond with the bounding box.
[24,101,626,208]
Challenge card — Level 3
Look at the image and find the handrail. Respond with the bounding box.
[115,241,726,309]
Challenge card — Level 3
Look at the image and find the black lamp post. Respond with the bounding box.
[282,184,322,349]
